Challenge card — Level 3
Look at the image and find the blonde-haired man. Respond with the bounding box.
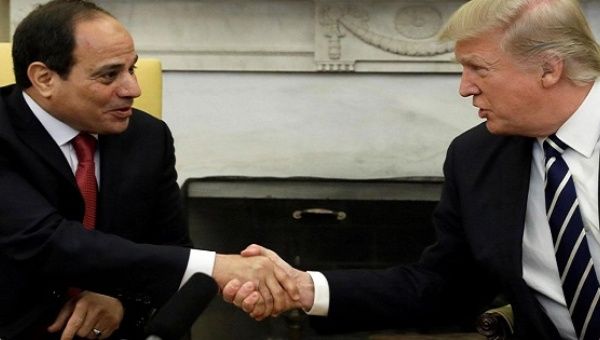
[226,1,600,339]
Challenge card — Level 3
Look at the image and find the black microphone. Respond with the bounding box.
[145,273,218,340]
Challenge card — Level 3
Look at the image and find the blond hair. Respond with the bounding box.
[439,0,600,83]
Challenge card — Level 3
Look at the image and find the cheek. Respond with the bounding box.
[85,85,116,106]
[487,83,527,111]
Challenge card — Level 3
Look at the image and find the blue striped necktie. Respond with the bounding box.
[544,134,600,339]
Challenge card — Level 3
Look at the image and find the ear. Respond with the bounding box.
[27,62,58,98]
[540,56,564,88]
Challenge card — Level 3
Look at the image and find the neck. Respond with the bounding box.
[537,80,594,137]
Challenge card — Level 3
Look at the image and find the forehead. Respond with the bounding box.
[72,15,136,66]
[455,34,504,64]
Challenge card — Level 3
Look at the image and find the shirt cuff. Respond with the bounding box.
[179,249,216,289]
[305,271,330,316]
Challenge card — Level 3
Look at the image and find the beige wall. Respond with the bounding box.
[5,0,600,183]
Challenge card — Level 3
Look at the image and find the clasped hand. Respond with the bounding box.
[219,245,315,320]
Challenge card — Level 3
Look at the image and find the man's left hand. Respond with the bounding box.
[47,290,124,339]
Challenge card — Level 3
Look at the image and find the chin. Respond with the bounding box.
[100,120,130,135]
[485,121,511,136]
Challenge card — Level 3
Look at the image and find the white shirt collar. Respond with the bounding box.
[22,91,81,147]
[537,80,600,158]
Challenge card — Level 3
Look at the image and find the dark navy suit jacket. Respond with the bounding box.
[0,85,191,338]
[314,123,564,339]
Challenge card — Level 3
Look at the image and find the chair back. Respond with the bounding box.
[0,42,162,118]
[0,42,13,86]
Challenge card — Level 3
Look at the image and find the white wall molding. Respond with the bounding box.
[9,0,600,73]
[6,0,600,181]
[100,0,464,72]
[314,1,461,73]
[9,1,600,72]
[6,0,466,73]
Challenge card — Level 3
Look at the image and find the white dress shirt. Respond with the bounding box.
[308,81,600,338]
[523,81,600,340]
[23,92,215,289]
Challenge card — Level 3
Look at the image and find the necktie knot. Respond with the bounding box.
[72,133,97,163]
[544,134,568,159]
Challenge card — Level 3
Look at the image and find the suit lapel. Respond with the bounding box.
[97,133,124,232]
[498,137,534,279]
[6,87,76,188]
[4,86,127,232]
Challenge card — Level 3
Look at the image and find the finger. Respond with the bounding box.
[95,326,114,340]
[76,307,98,338]
[233,281,256,308]
[81,317,117,339]
[245,292,269,320]
[258,279,274,317]
[94,320,117,339]
[241,291,260,313]
[251,247,290,275]
[80,301,120,339]
[274,264,300,301]
[87,327,103,340]
[60,305,87,340]
[265,271,287,315]
[262,248,289,270]
[47,299,76,333]
[221,279,242,303]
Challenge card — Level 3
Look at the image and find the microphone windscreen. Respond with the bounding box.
[145,273,218,339]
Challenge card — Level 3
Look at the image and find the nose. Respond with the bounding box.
[458,69,481,97]
[117,72,141,99]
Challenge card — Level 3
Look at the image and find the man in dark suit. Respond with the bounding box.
[223,0,600,339]
[0,1,297,339]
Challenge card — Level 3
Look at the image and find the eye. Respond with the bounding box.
[129,65,137,75]
[99,71,119,83]
[467,64,489,77]
[476,64,490,71]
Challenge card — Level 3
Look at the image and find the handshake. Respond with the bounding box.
[214,244,315,320]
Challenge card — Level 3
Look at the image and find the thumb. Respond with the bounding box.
[240,244,265,257]
[242,244,291,270]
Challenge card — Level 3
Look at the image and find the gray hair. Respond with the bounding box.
[439,0,600,83]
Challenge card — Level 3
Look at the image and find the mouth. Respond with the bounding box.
[107,106,133,119]
[475,106,489,119]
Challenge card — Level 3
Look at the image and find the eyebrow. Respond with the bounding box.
[90,55,139,77]
[456,54,484,65]
[459,54,502,69]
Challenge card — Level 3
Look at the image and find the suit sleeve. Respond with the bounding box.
[143,119,192,247]
[312,139,499,333]
[0,136,189,308]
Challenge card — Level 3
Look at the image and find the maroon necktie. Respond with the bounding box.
[72,133,97,230]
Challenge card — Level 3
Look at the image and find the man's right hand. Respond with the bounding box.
[212,253,300,318]
[221,244,315,320]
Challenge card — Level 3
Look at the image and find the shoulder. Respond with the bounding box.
[452,123,497,147]
[0,85,21,141]
[443,123,534,180]
[449,123,532,158]
[129,108,167,130]
[122,108,172,140]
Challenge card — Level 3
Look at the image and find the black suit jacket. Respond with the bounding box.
[314,124,564,339]
[0,85,191,338]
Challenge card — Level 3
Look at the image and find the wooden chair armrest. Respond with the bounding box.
[476,304,514,340]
